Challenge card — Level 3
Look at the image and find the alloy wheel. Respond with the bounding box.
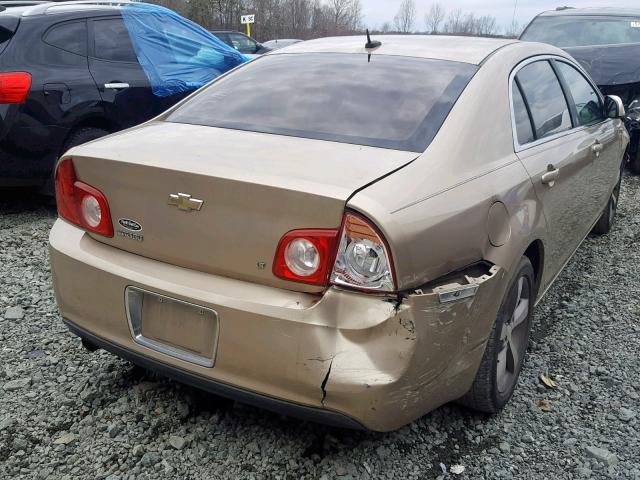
[496,275,531,394]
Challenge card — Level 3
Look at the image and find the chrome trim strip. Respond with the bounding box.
[125,286,219,368]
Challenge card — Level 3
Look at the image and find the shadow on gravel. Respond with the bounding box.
[97,357,499,478]
[0,187,56,215]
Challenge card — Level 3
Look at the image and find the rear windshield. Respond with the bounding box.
[521,15,640,48]
[166,53,477,152]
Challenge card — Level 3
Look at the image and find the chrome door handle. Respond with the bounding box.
[591,142,603,157]
[541,164,560,186]
[104,82,130,90]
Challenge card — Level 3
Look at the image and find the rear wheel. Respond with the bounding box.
[592,167,622,235]
[458,257,534,413]
[62,127,109,155]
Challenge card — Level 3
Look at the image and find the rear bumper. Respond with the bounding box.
[63,318,364,429]
[49,219,506,431]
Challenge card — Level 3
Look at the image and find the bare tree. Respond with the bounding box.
[380,21,392,33]
[394,0,416,33]
[424,2,445,34]
[443,8,464,33]
[504,18,522,38]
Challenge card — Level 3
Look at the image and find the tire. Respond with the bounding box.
[39,127,109,196]
[62,127,109,155]
[592,167,622,235]
[458,256,534,413]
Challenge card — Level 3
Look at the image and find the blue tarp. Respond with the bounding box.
[121,3,248,97]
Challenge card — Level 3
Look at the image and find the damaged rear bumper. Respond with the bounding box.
[50,219,506,431]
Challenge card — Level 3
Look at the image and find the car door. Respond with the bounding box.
[512,58,600,277]
[553,60,622,209]
[87,16,157,129]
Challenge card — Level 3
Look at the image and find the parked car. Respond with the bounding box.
[49,35,628,431]
[0,1,47,8]
[210,30,270,57]
[262,38,303,50]
[520,8,640,172]
[0,0,245,189]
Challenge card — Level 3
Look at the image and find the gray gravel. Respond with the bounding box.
[1,176,639,480]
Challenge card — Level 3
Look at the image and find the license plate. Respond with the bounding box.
[125,287,219,367]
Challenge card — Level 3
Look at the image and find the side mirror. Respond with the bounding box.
[605,95,626,119]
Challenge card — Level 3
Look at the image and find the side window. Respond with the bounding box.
[92,18,137,62]
[516,60,572,140]
[228,33,257,54]
[512,82,535,145]
[44,21,87,56]
[555,62,605,126]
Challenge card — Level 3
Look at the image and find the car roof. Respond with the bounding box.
[13,0,133,17]
[270,35,518,65]
[538,7,640,17]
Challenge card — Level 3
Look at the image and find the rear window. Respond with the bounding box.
[166,53,478,152]
[521,15,640,48]
[44,20,87,56]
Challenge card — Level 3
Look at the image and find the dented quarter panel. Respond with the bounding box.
[322,264,506,431]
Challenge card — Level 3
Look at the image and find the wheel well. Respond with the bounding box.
[60,117,116,155]
[523,240,544,297]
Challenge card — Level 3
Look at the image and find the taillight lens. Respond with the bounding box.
[273,230,339,285]
[0,72,32,104]
[54,158,114,237]
[330,212,396,292]
[273,211,396,292]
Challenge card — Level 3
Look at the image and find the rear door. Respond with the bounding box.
[87,16,157,128]
[512,58,601,276]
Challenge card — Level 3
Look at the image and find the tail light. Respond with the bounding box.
[0,72,31,104]
[54,158,114,237]
[273,230,339,285]
[273,211,396,292]
[330,212,396,292]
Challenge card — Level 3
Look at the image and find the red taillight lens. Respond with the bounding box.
[0,72,32,104]
[54,158,114,237]
[273,211,396,292]
[273,229,339,286]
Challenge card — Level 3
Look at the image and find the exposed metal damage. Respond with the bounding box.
[314,262,506,429]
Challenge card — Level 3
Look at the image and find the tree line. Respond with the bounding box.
[146,0,522,41]
[392,0,521,37]
[147,0,363,41]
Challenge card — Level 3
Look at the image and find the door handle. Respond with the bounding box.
[541,164,560,186]
[104,82,130,90]
[591,141,603,157]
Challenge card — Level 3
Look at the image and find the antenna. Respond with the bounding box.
[365,29,382,49]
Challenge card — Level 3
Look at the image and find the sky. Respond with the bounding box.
[362,0,640,33]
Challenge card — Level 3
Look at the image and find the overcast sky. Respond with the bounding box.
[362,0,639,32]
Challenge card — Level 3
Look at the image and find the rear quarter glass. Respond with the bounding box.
[166,53,478,153]
[0,15,19,55]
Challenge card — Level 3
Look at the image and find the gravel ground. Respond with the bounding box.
[1,176,639,480]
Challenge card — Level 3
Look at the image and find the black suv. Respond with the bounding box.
[0,1,242,188]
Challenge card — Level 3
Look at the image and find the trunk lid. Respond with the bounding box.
[69,122,417,291]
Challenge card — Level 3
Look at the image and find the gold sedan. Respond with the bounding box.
[49,35,629,431]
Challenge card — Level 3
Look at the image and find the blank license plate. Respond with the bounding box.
[126,287,219,367]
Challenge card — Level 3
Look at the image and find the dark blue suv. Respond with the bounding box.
[0,1,245,189]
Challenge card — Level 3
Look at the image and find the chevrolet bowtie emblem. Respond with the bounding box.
[168,193,204,212]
